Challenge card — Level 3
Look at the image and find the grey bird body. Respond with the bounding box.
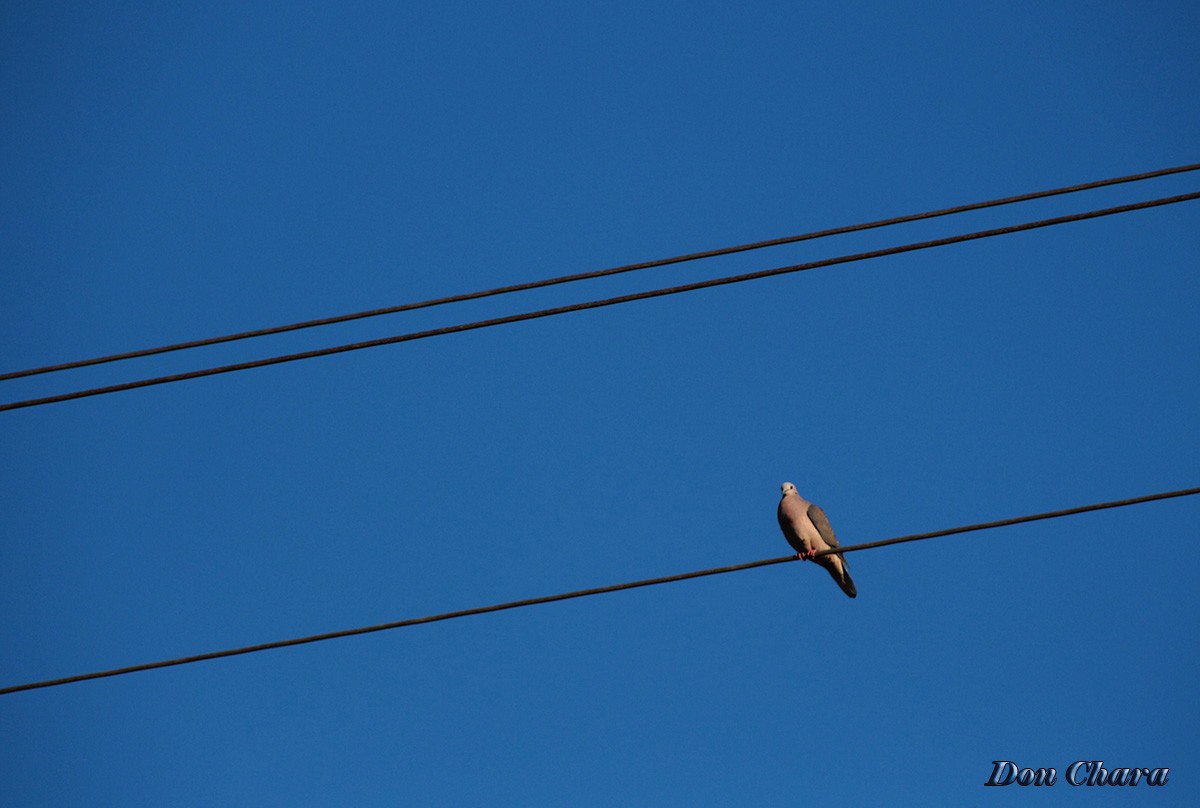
[777,482,857,598]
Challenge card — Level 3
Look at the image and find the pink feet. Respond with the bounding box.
[795,549,816,561]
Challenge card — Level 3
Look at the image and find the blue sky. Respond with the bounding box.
[2,1,1197,805]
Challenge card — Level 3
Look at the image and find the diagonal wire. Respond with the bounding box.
[3,190,1198,414]
[2,486,1196,696]
[2,162,1198,383]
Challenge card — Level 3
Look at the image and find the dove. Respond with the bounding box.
[777,482,857,598]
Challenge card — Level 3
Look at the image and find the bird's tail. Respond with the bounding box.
[826,556,857,599]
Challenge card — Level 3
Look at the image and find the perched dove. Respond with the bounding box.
[777,482,857,598]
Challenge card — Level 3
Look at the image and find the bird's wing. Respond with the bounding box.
[806,503,842,552]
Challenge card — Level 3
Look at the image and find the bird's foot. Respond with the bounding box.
[795,550,816,561]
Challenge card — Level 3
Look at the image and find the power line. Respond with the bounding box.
[2,162,1198,383]
[3,190,1197,413]
[2,486,1195,697]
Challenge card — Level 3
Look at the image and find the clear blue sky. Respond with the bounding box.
[2,2,1197,805]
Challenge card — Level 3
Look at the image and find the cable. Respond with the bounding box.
[2,486,1195,696]
[3,191,1197,413]
[3,162,1198,383]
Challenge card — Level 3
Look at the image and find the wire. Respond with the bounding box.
[2,486,1195,696]
[3,191,1197,413]
[3,162,1198,383]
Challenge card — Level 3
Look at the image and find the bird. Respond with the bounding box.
[777,482,857,598]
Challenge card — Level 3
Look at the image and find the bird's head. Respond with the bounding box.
[780,482,798,497]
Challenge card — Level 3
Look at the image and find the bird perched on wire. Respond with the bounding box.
[777,482,857,598]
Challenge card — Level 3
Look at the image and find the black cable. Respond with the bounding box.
[2,486,1195,696]
[3,191,1197,413]
[3,162,1197,383]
